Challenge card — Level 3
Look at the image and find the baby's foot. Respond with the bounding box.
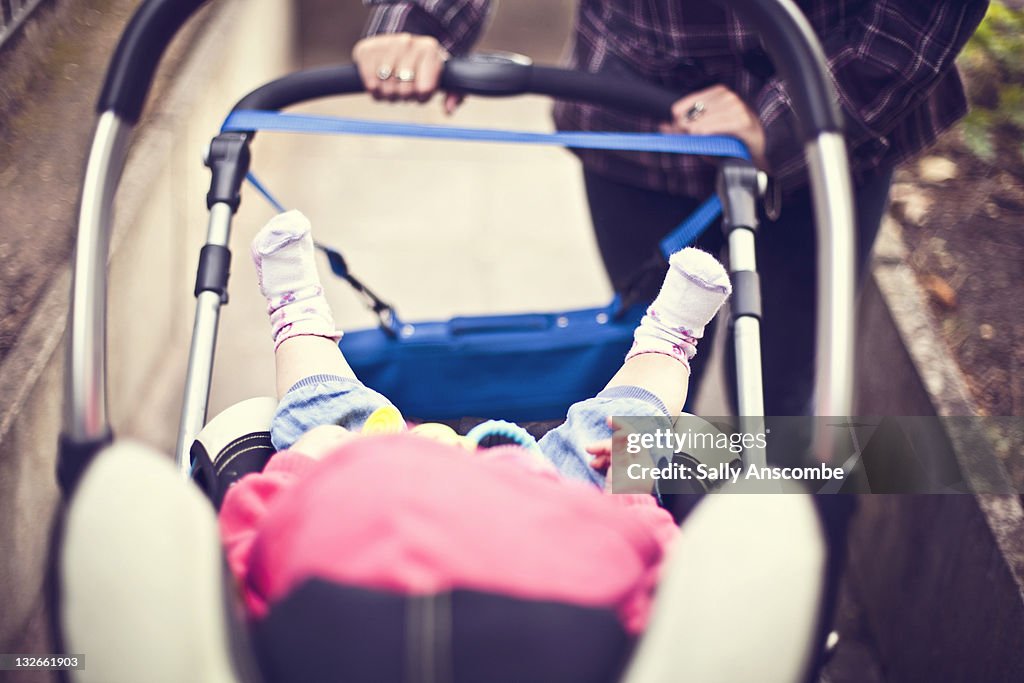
[627,247,731,366]
[251,210,340,348]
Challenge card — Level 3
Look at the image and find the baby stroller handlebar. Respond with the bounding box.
[231,60,680,121]
[61,0,855,492]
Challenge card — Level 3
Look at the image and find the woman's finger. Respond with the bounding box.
[669,85,740,131]
[378,39,411,100]
[392,46,420,99]
[413,42,448,102]
[352,38,388,99]
[442,92,464,115]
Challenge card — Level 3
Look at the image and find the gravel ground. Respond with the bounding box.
[896,144,1024,420]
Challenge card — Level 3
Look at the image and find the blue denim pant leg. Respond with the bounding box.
[271,373,397,451]
[538,386,672,488]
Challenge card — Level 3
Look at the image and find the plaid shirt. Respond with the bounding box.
[365,0,988,197]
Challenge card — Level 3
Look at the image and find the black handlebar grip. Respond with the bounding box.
[523,66,677,119]
[713,0,843,139]
[234,65,365,112]
[97,0,211,122]
[233,59,678,121]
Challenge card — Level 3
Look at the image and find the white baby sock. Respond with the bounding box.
[627,247,732,367]
[250,210,341,349]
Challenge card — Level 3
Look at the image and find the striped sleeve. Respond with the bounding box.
[757,0,989,190]
[363,0,492,55]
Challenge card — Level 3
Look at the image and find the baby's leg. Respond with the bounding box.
[607,246,732,413]
[539,248,731,486]
[252,210,397,450]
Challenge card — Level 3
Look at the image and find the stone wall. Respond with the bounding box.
[0,0,294,666]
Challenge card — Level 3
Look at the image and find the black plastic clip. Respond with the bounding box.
[205,132,252,212]
[194,244,231,303]
[716,159,761,235]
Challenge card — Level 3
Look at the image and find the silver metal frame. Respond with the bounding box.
[727,227,765,420]
[807,133,856,461]
[64,112,131,443]
[174,202,235,471]
[727,225,768,468]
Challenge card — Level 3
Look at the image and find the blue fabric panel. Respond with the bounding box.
[339,304,646,422]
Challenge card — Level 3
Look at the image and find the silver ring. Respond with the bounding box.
[686,101,706,121]
[395,68,416,83]
[376,65,393,81]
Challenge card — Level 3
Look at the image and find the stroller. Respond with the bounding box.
[53,0,858,680]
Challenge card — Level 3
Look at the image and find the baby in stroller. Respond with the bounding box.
[218,210,732,681]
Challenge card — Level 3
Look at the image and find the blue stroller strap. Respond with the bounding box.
[244,171,287,213]
[659,194,723,260]
[222,110,751,160]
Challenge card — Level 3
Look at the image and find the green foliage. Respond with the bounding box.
[957,1,1024,167]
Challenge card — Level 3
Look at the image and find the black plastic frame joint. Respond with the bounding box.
[195,244,231,301]
[717,160,761,235]
[730,269,762,321]
[57,431,114,497]
[205,132,251,211]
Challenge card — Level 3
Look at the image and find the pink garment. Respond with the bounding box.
[219,434,679,634]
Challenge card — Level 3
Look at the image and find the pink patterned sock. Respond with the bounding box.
[626,247,732,367]
[250,210,341,349]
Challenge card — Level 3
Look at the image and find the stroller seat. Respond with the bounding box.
[58,428,828,683]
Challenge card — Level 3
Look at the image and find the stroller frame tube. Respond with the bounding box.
[60,0,856,491]
[729,225,766,418]
[717,159,768,467]
[808,134,856,455]
[175,202,234,470]
[64,112,129,443]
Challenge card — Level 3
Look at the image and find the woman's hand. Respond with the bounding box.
[352,34,463,114]
[660,84,767,170]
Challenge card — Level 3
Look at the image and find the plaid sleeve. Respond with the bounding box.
[363,0,492,55]
[756,0,989,191]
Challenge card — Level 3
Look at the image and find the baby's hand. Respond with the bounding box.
[291,425,357,461]
[585,442,612,472]
[588,416,658,495]
[585,416,622,472]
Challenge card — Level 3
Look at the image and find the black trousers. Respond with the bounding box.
[584,168,893,420]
